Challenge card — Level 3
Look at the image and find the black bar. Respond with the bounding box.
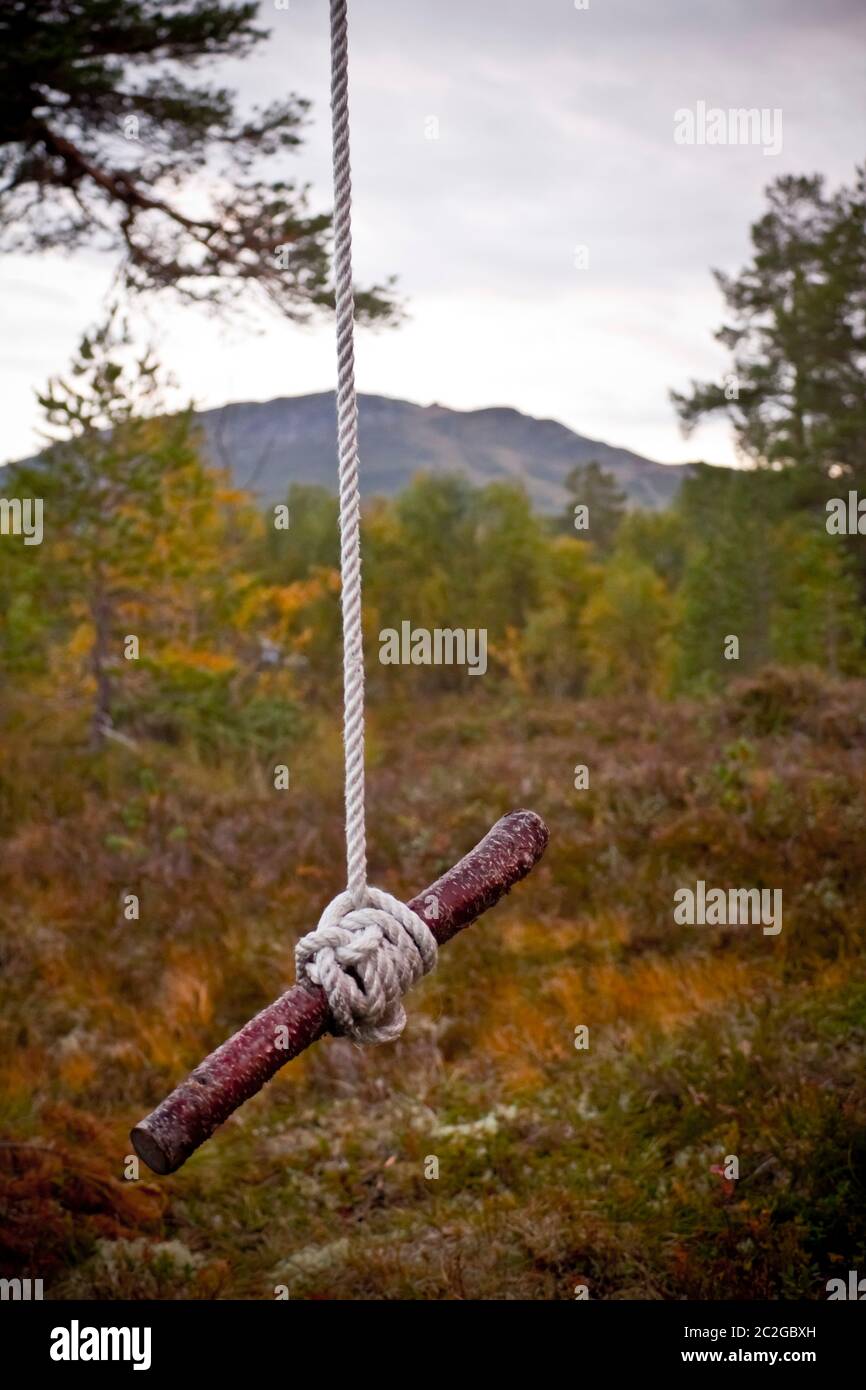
[4,1296,860,1376]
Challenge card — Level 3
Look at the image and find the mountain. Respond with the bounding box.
[196,392,687,513]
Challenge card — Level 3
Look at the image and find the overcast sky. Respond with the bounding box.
[2,0,865,467]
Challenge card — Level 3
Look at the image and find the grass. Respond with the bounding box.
[1,666,865,1299]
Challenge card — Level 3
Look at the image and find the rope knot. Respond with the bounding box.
[295,888,437,1044]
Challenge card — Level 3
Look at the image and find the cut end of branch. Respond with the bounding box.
[129,1124,172,1177]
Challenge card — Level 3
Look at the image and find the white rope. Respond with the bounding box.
[295,0,437,1044]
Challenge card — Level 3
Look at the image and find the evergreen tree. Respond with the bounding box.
[675,471,775,691]
[560,459,627,551]
[614,508,688,589]
[262,483,339,584]
[15,309,257,746]
[771,516,864,675]
[0,1,396,321]
[671,167,866,478]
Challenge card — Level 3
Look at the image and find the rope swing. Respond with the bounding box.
[293,0,439,1044]
[131,0,549,1176]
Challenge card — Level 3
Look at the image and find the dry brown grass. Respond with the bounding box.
[2,670,865,1298]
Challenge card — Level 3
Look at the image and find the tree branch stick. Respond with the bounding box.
[131,809,549,1175]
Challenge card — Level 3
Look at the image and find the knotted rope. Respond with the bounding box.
[294,0,437,1043]
[296,888,437,1044]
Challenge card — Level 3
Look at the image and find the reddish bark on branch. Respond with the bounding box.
[131,809,549,1175]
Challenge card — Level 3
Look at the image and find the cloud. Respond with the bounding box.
[2,0,864,467]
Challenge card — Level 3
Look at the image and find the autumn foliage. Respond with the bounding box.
[1,321,865,1299]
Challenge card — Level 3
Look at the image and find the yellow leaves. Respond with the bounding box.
[226,569,260,602]
[490,625,529,694]
[116,596,149,628]
[46,623,99,687]
[242,572,339,625]
[272,572,340,615]
[246,570,340,651]
[157,643,237,675]
[548,532,602,593]
[271,584,314,616]
[215,485,255,509]
[580,556,676,697]
[66,621,95,659]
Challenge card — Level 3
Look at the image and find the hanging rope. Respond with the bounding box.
[328,0,365,906]
[294,0,437,1044]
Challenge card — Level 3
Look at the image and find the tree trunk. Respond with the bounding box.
[89,573,112,750]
